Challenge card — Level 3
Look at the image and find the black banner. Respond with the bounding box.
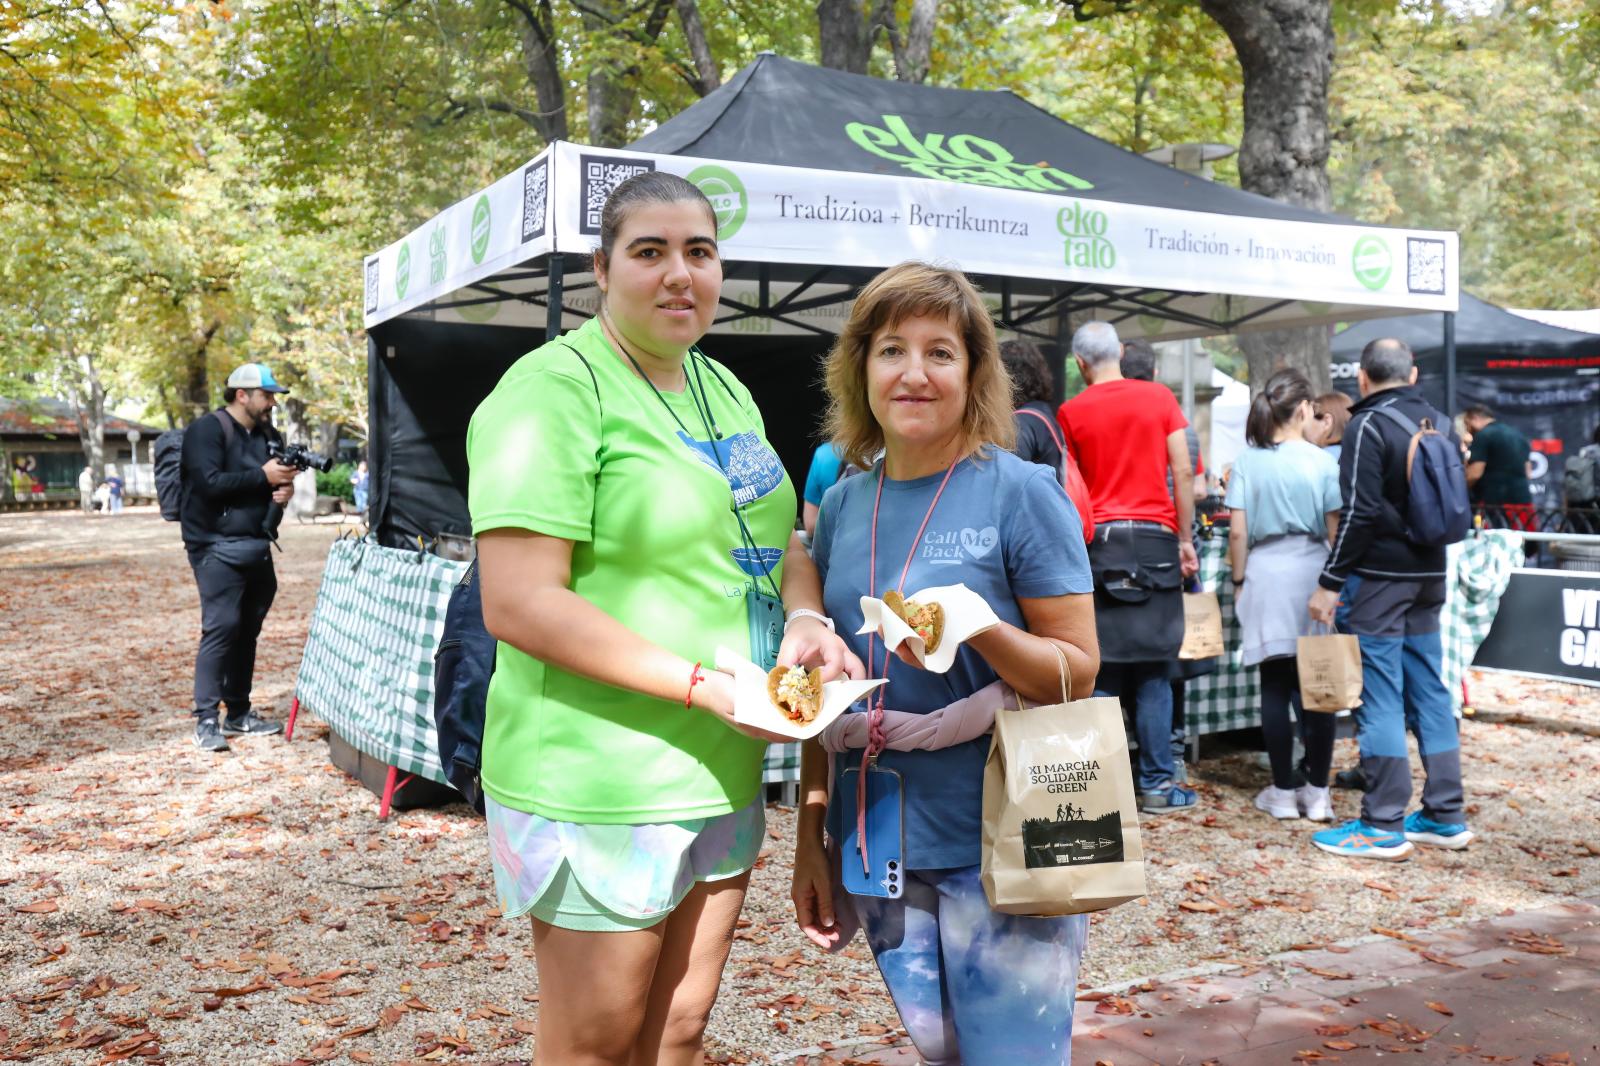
[1472,569,1600,686]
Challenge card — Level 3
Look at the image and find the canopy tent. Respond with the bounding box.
[1331,293,1600,506]
[361,53,1460,549]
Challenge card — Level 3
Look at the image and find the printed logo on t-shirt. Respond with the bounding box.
[730,546,785,579]
[920,525,1000,566]
[676,430,785,507]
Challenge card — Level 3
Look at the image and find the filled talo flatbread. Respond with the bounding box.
[883,589,945,654]
[768,664,824,724]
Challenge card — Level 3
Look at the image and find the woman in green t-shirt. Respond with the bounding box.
[467,172,858,1065]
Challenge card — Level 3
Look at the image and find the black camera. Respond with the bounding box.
[267,440,334,473]
[263,440,336,540]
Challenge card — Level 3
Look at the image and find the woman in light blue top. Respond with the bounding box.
[792,262,1098,1066]
[1227,369,1344,824]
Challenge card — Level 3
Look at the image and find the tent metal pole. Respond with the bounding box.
[1443,311,1457,415]
[546,253,565,341]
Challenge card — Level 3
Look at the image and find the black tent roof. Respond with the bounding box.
[1331,293,1600,371]
[632,53,1336,225]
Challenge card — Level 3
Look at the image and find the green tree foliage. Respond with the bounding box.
[3,0,1597,446]
[1331,0,1600,307]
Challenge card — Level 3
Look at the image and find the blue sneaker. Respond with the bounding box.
[1312,819,1414,862]
[1403,811,1475,850]
[1139,782,1198,816]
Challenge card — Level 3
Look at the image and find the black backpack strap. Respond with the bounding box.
[212,408,235,447]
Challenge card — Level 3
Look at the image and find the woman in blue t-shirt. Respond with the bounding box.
[792,262,1098,1065]
[1226,369,1344,824]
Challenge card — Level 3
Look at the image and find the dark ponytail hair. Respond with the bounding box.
[1246,368,1314,448]
[592,171,718,271]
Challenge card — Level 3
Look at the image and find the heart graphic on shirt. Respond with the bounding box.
[960,526,999,559]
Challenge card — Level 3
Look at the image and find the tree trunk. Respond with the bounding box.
[676,0,721,95]
[504,0,569,143]
[180,319,221,423]
[817,0,876,74]
[1199,0,1334,394]
[885,0,939,83]
[70,348,107,480]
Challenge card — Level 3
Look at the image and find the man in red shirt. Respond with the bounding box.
[1059,321,1199,814]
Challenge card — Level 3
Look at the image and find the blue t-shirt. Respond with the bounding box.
[1224,439,1341,546]
[813,449,1093,869]
[802,443,846,507]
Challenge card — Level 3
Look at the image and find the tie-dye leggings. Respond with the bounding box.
[852,864,1088,1065]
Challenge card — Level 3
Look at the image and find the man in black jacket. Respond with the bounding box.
[181,363,299,752]
[1306,339,1472,862]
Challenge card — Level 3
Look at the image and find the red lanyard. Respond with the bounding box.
[855,457,959,875]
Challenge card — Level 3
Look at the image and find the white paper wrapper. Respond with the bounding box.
[715,646,888,741]
[856,583,1001,674]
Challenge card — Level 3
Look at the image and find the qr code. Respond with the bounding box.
[521,159,548,243]
[579,155,654,235]
[364,258,380,313]
[1406,237,1446,295]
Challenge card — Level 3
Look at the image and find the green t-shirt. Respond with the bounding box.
[466,318,797,823]
[1468,419,1532,506]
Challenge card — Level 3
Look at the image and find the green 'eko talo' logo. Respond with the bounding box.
[1351,235,1392,291]
[395,242,411,299]
[428,224,447,285]
[687,165,747,240]
[1057,200,1115,270]
[470,195,492,264]
[846,114,1093,194]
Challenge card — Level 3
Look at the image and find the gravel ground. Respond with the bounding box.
[2,509,1598,1065]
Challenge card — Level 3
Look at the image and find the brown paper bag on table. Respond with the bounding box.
[981,648,1148,916]
[1178,591,1225,660]
[1297,630,1363,712]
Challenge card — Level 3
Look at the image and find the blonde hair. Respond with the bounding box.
[823,262,1015,470]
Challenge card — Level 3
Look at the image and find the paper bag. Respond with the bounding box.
[1178,592,1224,660]
[981,693,1148,916]
[1297,633,1363,712]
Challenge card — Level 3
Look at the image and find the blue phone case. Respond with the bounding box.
[837,764,905,899]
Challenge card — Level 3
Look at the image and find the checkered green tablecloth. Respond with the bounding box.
[296,538,466,783]
[1182,530,1520,733]
[1184,535,1262,735]
[297,538,804,786]
[1442,530,1522,705]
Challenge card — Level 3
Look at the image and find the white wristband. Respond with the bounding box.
[784,608,835,633]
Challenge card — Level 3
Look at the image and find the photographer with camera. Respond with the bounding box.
[180,363,298,753]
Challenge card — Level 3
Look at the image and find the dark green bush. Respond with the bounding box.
[317,462,355,502]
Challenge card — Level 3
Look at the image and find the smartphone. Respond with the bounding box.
[836,764,905,899]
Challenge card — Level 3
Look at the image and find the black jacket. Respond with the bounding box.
[1012,400,1065,480]
[1319,384,1457,590]
[179,409,279,548]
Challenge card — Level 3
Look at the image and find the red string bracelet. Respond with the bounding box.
[684,661,706,708]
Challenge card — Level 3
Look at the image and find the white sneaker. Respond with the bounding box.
[1254,785,1300,820]
[1296,784,1334,822]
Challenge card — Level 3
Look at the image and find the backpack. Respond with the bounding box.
[1370,403,1472,547]
[1563,444,1600,504]
[430,343,600,811]
[154,409,233,521]
[1014,407,1095,544]
[432,560,495,813]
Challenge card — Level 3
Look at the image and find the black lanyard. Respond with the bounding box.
[610,327,782,599]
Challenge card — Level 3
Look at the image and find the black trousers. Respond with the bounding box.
[188,542,276,720]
